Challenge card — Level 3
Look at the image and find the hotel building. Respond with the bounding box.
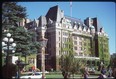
[21,5,110,71]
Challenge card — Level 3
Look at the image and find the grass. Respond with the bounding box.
[45,73,99,78]
[46,74,63,78]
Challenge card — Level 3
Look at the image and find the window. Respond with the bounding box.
[63,32,65,35]
[79,37,82,40]
[63,37,65,41]
[74,36,77,40]
[79,47,83,50]
[59,37,60,41]
[59,31,60,35]
[63,32,68,36]
[79,42,82,45]
[65,38,67,42]
[79,53,83,56]
[59,43,60,47]
[81,47,83,50]
[63,44,65,48]
[65,44,68,48]
[59,50,61,55]
[74,46,77,50]
[74,41,77,45]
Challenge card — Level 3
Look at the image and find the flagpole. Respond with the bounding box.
[70,2,72,17]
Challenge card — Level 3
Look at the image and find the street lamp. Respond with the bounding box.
[39,37,48,79]
[2,33,16,65]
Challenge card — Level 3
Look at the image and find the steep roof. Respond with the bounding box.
[46,5,58,22]
[65,16,88,29]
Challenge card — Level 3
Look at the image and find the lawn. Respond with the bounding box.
[45,74,99,78]
[46,74,63,78]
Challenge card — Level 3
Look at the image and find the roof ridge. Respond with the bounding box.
[64,15,81,21]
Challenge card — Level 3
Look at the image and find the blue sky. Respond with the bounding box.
[18,2,116,54]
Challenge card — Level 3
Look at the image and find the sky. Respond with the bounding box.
[18,2,116,54]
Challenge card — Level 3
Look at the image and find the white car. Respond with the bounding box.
[39,71,49,74]
[20,72,42,79]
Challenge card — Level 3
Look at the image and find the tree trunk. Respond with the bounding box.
[64,73,68,79]
[62,71,68,79]
[25,55,26,64]
[24,54,27,70]
[73,74,74,79]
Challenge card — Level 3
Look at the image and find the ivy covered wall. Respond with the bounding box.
[98,36,110,65]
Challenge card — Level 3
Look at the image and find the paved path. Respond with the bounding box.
[70,76,114,79]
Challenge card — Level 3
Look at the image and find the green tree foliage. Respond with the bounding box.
[10,26,40,56]
[110,53,116,68]
[2,2,40,78]
[59,34,86,79]
[2,2,40,60]
[2,2,27,30]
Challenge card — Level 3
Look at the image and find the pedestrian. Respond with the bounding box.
[101,66,107,78]
[16,71,19,78]
[108,67,112,77]
[84,67,89,79]
[32,66,35,73]
[101,66,106,74]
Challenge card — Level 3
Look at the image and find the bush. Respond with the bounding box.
[80,68,85,74]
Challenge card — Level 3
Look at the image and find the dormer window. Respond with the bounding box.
[88,28,90,32]
[74,24,77,29]
[83,27,86,31]
[79,26,82,31]
[78,22,80,26]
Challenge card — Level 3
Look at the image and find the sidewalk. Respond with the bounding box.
[70,76,114,79]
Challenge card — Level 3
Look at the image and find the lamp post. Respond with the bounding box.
[39,37,48,79]
[2,33,16,65]
[2,33,16,78]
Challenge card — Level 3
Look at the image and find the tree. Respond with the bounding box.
[2,2,39,61]
[2,2,40,78]
[59,34,86,79]
[2,2,26,31]
[110,53,116,68]
[70,58,86,78]
[2,2,27,78]
[10,26,40,56]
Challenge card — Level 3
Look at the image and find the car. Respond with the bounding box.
[38,71,49,74]
[20,72,42,79]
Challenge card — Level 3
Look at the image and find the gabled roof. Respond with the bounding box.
[46,5,58,22]
[65,16,88,30]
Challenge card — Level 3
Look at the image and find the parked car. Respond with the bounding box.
[39,71,49,74]
[20,72,42,79]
